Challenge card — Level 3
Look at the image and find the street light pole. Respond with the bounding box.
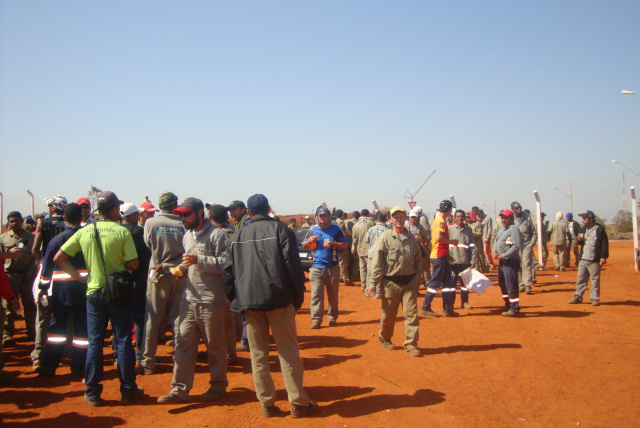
[26,190,34,217]
[551,184,572,213]
[612,160,640,180]
[631,186,638,272]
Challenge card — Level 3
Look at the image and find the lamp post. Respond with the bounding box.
[551,184,573,214]
[612,160,640,180]
[26,190,34,217]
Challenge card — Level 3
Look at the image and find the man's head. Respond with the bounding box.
[139,202,158,224]
[173,197,205,230]
[376,211,387,223]
[316,206,331,227]
[304,215,312,224]
[64,203,83,227]
[227,200,247,221]
[390,206,407,231]
[76,197,91,221]
[413,206,424,217]
[335,209,344,219]
[158,191,179,214]
[97,191,124,221]
[289,218,297,226]
[510,201,523,218]
[361,209,370,218]
[7,211,23,233]
[45,195,68,215]
[477,209,485,219]
[247,194,269,217]
[454,209,466,227]
[499,209,515,228]
[409,209,420,226]
[565,212,573,222]
[120,202,140,225]
[207,204,229,226]
[578,210,596,227]
[352,211,360,220]
[471,206,480,216]
[438,200,453,217]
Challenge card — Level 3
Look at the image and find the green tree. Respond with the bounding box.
[612,210,632,233]
[88,185,102,209]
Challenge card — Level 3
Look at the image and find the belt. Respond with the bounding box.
[383,275,413,285]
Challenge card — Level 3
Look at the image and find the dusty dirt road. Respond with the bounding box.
[1,242,639,428]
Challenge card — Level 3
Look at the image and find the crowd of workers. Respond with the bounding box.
[0,191,608,417]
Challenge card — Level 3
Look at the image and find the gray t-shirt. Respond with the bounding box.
[582,226,598,261]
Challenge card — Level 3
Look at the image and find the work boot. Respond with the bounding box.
[328,319,337,327]
[525,287,532,295]
[501,310,520,317]
[310,321,321,329]
[567,296,582,304]
[591,300,600,306]
[462,302,472,309]
[379,336,394,350]
[236,341,250,352]
[443,308,460,317]
[420,308,440,317]
[158,392,188,404]
[291,401,319,418]
[197,388,227,402]
[121,387,145,406]
[405,347,422,357]
[261,404,278,418]
[519,286,526,293]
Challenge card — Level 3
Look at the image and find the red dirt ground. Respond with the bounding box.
[1,242,639,428]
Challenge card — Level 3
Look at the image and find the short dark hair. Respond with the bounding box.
[352,211,360,220]
[98,204,116,218]
[510,201,521,209]
[455,209,465,217]
[471,206,479,211]
[361,209,370,217]
[64,203,83,225]
[335,209,344,218]
[208,204,229,224]
[376,212,387,222]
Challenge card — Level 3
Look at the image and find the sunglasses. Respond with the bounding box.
[513,206,522,210]
[178,211,194,218]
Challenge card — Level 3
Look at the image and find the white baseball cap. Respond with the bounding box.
[120,202,138,218]
[409,209,420,218]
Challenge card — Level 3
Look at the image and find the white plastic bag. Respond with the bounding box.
[459,268,492,295]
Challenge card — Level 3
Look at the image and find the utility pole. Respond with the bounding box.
[623,172,627,210]
[26,190,34,217]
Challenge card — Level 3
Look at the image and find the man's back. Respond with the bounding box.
[144,213,185,267]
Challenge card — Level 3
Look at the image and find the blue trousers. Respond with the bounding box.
[498,258,520,312]
[86,287,138,400]
[421,257,454,311]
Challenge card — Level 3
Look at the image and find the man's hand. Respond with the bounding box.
[37,290,47,303]
[600,258,607,266]
[484,237,490,244]
[492,252,500,260]
[449,239,459,247]
[182,254,198,266]
[6,247,23,259]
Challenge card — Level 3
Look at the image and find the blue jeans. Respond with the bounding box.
[421,257,454,311]
[86,287,138,400]
[498,258,521,312]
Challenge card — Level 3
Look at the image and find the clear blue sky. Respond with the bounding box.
[1,1,639,221]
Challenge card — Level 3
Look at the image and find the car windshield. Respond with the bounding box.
[295,227,311,243]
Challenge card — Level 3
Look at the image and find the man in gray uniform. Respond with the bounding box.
[351,209,374,292]
[493,209,524,317]
[478,209,495,270]
[139,191,186,375]
[365,212,389,297]
[511,201,536,294]
[370,206,423,357]
[549,212,570,271]
[568,210,608,306]
[158,198,229,403]
[412,206,432,283]
[565,213,581,266]
[449,210,475,309]
[335,210,353,286]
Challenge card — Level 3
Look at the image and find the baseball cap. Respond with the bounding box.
[139,202,159,213]
[227,200,246,211]
[438,200,453,212]
[390,206,406,216]
[26,215,36,225]
[305,215,310,219]
[7,211,22,220]
[172,197,204,216]
[247,194,269,213]
[578,210,595,220]
[96,191,124,210]
[120,203,139,218]
[409,209,419,217]
[45,195,68,211]
[76,197,91,207]
[316,206,331,217]
[413,206,423,215]
[566,212,573,218]
[158,191,178,209]
[499,209,514,218]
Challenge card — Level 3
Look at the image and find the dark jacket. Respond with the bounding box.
[224,214,305,312]
[579,223,609,262]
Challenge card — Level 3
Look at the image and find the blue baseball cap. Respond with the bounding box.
[566,213,573,218]
[247,194,269,213]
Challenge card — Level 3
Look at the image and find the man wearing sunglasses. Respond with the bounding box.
[158,198,230,403]
[511,201,537,295]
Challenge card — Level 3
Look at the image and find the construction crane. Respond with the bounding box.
[404,170,436,209]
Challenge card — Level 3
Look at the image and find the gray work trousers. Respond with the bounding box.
[141,274,185,370]
[574,260,601,302]
[358,255,368,291]
[338,249,350,282]
[170,299,228,397]
[31,300,51,364]
[570,241,581,266]
[3,272,37,339]
[379,279,419,350]
[553,244,569,269]
[309,265,339,323]
[245,304,309,407]
[225,308,237,357]
[518,243,534,287]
